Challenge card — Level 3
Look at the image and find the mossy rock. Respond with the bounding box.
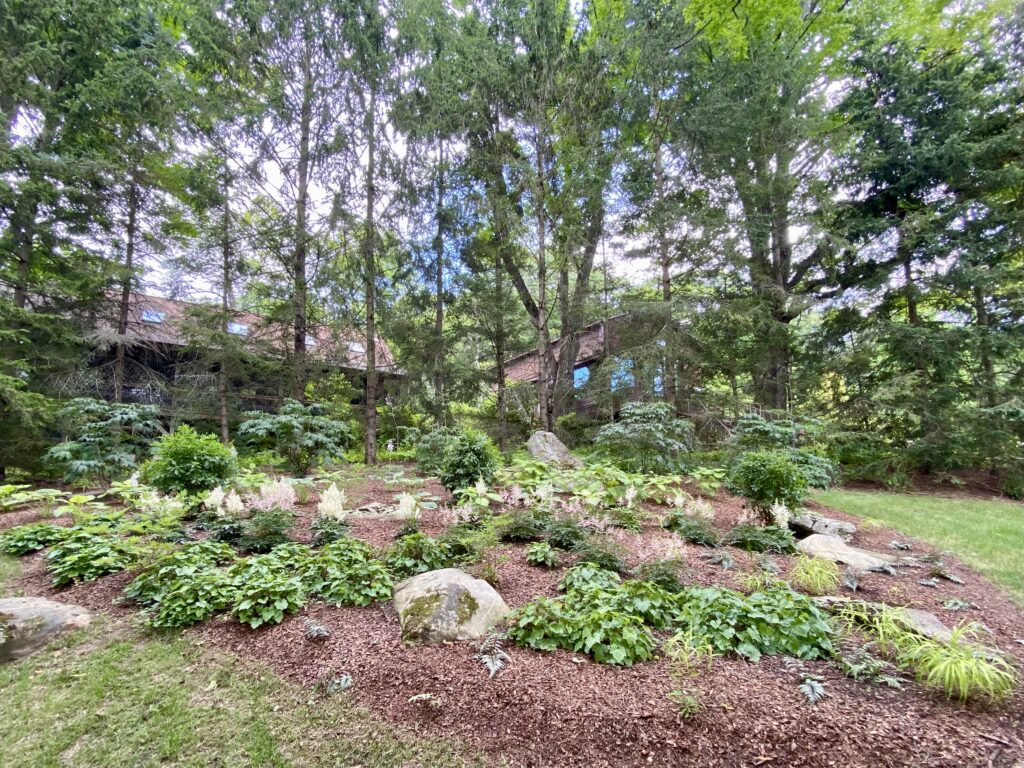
[393,568,509,644]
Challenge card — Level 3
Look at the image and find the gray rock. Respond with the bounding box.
[347,502,409,521]
[526,430,581,468]
[790,513,856,542]
[0,597,91,663]
[393,568,510,644]
[796,533,901,571]
[812,597,953,643]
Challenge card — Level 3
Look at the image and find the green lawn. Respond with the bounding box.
[813,489,1024,605]
[0,556,481,768]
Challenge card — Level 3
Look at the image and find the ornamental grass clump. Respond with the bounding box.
[788,554,841,596]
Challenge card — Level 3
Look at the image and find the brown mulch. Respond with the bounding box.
[5,478,1024,768]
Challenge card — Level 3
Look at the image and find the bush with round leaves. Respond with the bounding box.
[727,449,808,521]
[438,430,498,493]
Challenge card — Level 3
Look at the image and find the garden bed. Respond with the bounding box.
[3,471,1023,768]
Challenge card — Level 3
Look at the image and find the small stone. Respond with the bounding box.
[796,534,903,571]
[790,513,857,541]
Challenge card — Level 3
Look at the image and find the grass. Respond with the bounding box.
[813,490,1024,604]
[0,620,483,768]
[0,552,480,768]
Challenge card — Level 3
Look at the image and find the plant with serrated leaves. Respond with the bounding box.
[558,562,621,594]
[632,558,688,593]
[570,539,625,573]
[942,597,971,611]
[45,398,163,483]
[703,550,734,569]
[0,523,70,556]
[144,569,235,629]
[663,513,720,547]
[799,677,827,704]
[723,524,796,554]
[237,507,295,553]
[594,401,693,472]
[239,400,352,476]
[324,674,354,694]
[525,541,558,567]
[310,516,351,547]
[227,555,307,629]
[125,540,236,605]
[473,634,510,678]
[497,512,545,543]
[543,517,591,551]
[836,645,903,688]
[789,554,841,596]
[310,539,392,606]
[46,531,138,586]
[438,430,498,493]
[843,568,863,592]
[386,533,452,578]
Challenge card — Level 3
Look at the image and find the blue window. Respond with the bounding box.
[610,359,634,391]
[573,366,590,389]
[227,322,248,336]
[141,309,165,324]
[653,373,664,395]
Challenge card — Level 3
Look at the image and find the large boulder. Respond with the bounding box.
[790,513,857,542]
[393,568,510,644]
[526,430,581,468]
[0,597,92,663]
[796,533,901,571]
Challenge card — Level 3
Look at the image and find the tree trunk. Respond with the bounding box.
[534,130,551,432]
[433,143,445,421]
[292,23,313,401]
[495,251,507,452]
[654,139,676,407]
[218,175,233,444]
[363,84,378,465]
[113,177,139,404]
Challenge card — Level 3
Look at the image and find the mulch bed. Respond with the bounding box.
[5,478,1024,768]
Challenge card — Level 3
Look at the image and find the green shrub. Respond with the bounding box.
[238,400,352,476]
[310,516,351,547]
[139,426,237,494]
[386,533,452,578]
[632,558,688,593]
[788,554,841,596]
[505,595,656,666]
[674,586,834,662]
[438,430,498,493]
[310,539,392,606]
[144,569,235,629]
[498,512,546,543]
[543,517,590,551]
[47,531,137,587]
[525,541,558,567]
[237,508,295,553]
[723,524,796,554]
[570,540,625,573]
[0,523,71,555]
[594,401,693,472]
[600,580,681,630]
[45,398,163,482]
[558,562,621,593]
[227,550,309,628]
[788,449,838,490]
[663,513,720,547]
[727,450,808,520]
[414,427,462,476]
[124,540,236,605]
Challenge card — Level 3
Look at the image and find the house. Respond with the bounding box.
[78,293,399,419]
[503,313,671,420]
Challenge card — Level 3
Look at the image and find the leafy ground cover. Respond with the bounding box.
[812,490,1024,604]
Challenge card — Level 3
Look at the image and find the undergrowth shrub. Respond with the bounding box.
[727,450,808,521]
[310,516,351,547]
[558,562,621,593]
[311,538,392,606]
[47,530,137,586]
[386,533,452,578]
[238,399,352,476]
[438,430,498,493]
[570,539,626,573]
[124,540,236,606]
[593,401,693,472]
[525,541,558,567]
[0,523,71,556]
[543,517,590,551]
[674,586,834,662]
[498,512,546,543]
[237,508,295,553]
[414,427,462,476]
[723,524,796,554]
[633,558,688,593]
[139,426,237,494]
[663,513,720,547]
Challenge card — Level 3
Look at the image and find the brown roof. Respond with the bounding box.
[505,316,622,384]
[109,293,398,373]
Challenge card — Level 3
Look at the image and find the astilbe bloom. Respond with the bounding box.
[396,493,419,519]
[317,483,347,521]
[204,486,226,512]
[224,490,246,516]
[252,478,298,511]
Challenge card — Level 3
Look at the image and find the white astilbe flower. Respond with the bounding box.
[474,479,488,496]
[396,493,419,519]
[619,485,639,509]
[688,498,716,521]
[224,490,246,516]
[317,483,347,521]
[204,486,226,512]
[669,491,690,510]
[769,502,791,528]
[253,478,297,511]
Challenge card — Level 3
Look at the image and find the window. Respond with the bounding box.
[610,359,635,392]
[653,373,664,395]
[141,309,165,324]
[573,366,590,389]
[347,341,366,357]
[227,322,248,336]
[305,334,317,348]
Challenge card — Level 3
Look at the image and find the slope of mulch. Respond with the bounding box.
[5,481,1024,768]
